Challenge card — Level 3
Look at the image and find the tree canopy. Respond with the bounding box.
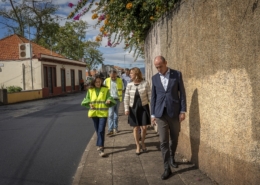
[49,20,104,69]
[0,0,60,43]
[84,41,104,72]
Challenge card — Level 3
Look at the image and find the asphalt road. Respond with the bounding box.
[0,92,95,185]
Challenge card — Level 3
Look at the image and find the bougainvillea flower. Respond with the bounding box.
[95,36,102,42]
[92,13,98,19]
[104,19,109,25]
[68,3,74,8]
[103,31,107,35]
[126,2,133,9]
[98,14,106,21]
[107,40,112,47]
[100,26,105,32]
[73,14,81,20]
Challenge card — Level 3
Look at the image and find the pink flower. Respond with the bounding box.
[107,40,112,47]
[73,14,81,20]
[98,14,106,21]
[68,3,74,8]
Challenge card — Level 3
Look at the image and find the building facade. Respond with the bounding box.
[0,34,86,99]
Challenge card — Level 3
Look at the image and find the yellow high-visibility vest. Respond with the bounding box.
[105,77,123,101]
[88,87,109,117]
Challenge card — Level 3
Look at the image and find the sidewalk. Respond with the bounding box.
[73,103,218,185]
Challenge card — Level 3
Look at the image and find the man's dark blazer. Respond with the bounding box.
[151,68,186,118]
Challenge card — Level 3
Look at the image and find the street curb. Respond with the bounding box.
[72,133,95,185]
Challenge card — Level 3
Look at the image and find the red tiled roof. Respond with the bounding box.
[114,66,124,70]
[0,34,65,60]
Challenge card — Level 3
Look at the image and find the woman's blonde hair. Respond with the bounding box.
[130,67,143,82]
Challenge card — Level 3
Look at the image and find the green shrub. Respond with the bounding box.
[7,86,22,93]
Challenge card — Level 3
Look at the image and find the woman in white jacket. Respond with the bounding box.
[124,67,151,155]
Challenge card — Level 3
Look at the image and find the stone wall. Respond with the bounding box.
[145,0,260,184]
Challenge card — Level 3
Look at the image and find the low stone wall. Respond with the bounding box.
[145,0,260,184]
[7,90,43,104]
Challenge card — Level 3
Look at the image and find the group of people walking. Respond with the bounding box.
[81,55,187,180]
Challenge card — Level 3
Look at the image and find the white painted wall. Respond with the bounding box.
[0,59,86,91]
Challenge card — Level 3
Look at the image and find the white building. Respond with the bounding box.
[0,34,86,98]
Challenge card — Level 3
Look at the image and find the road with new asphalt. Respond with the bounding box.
[0,92,94,185]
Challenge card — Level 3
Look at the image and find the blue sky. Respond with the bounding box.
[0,0,145,69]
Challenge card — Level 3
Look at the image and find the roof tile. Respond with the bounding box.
[0,34,65,60]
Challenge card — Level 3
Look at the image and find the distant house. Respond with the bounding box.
[98,64,124,78]
[0,34,86,98]
[86,69,97,78]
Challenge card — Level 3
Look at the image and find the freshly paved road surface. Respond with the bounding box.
[0,92,94,185]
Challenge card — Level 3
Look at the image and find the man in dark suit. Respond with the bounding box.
[151,56,186,180]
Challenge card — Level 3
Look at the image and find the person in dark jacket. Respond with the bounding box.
[151,56,187,180]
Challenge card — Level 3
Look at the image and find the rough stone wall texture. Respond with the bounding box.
[145,0,260,184]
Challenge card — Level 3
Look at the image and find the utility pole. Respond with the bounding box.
[24,0,46,90]
[29,25,34,90]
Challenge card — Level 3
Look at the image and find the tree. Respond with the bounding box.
[49,20,104,68]
[84,41,104,72]
[50,20,88,60]
[0,0,61,43]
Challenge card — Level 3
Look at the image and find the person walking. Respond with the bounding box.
[151,56,187,180]
[81,75,116,157]
[79,78,85,91]
[103,70,124,136]
[122,68,131,90]
[124,67,151,155]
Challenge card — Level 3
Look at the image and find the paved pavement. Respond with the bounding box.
[73,103,218,185]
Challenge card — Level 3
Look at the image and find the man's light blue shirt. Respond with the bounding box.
[159,68,170,91]
[122,73,131,90]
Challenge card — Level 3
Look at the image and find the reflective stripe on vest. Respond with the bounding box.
[88,87,109,117]
[106,78,123,101]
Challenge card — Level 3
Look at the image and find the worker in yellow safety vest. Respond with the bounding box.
[81,75,116,157]
[103,70,124,136]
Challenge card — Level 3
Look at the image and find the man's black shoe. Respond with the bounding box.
[161,168,172,180]
[170,158,178,168]
[170,157,178,168]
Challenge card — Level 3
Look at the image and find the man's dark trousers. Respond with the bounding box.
[156,108,180,169]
